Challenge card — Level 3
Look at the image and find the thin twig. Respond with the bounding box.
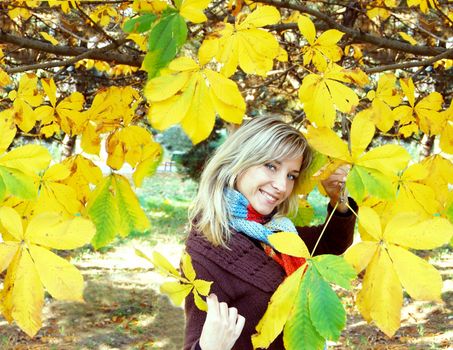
[432,1,453,26]
[75,2,119,45]
[364,47,453,73]
[311,201,339,256]
[390,13,449,44]
[31,13,90,44]
[345,201,359,219]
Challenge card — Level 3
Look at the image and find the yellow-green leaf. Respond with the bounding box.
[86,175,120,249]
[40,31,59,45]
[268,232,310,258]
[0,145,51,174]
[357,206,382,240]
[0,242,19,273]
[237,5,280,29]
[0,206,24,241]
[181,252,196,282]
[350,113,375,160]
[358,144,410,175]
[114,174,150,237]
[193,289,208,311]
[0,110,16,154]
[305,126,350,162]
[398,32,417,45]
[386,216,452,250]
[387,245,442,301]
[193,279,212,296]
[252,265,304,349]
[144,71,191,102]
[357,247,402,337]
[344,241,379,273]
[148,75,196,130]
[8,248,44,338]
[204,69,245,124]
[28,245,84,301]
[181,74,215,144]
[179,0,210,23]
[297,15,316,45]
[160,281,193,306]
[26,213,95,250]
[133,143,163,187]
[152,251,181,278]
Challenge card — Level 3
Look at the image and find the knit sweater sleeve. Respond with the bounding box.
[183,251,233,350]
[296,198,358,256]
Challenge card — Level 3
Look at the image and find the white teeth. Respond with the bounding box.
[261,190,277,202]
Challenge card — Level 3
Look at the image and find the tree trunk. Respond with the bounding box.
[61,134,76,159]
[419,134,435,159]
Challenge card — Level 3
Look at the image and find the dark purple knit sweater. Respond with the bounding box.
[184,203,357,350]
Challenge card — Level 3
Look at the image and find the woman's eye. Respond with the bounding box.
[265,163,276,171]
[288,174,297,181]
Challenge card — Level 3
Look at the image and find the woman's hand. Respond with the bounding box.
[321,165,350,213]
[199,294,245,350]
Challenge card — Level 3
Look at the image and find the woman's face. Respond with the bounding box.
[236,157,303,215]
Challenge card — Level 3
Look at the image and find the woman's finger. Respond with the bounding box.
[219,301,229,321]
[234,314,246,337]
[228,307,238,325]
[206,294,219,318]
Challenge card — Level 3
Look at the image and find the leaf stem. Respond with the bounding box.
[345,201,359,219]
[311,201,339,256]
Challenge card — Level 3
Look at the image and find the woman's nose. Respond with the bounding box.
[272,173,287,192]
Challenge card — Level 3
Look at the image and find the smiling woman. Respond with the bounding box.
[183,116,357,350]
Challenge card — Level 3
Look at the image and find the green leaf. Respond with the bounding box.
[312,255,357,290]
[145,13,188,78]
[308,267,346,341]
[347,165,395,203]
[87,176,119,249]
[123,13,157,33]
[283,267,325,350]
[0,166,37,200]
[114,175,150,237]
[253,266,304,349]
[290,200,314,227]
[0,175,5,200]
[446,199,453,224]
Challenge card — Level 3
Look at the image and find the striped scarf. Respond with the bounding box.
[225,188,306,276]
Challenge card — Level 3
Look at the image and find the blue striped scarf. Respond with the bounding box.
[224,188,298,245]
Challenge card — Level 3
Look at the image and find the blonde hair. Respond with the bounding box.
[189,116,312,247]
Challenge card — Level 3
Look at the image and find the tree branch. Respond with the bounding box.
[364,48,453,73]
[6,42,113,74]
[0,32,143,70]
[254,0,451,58]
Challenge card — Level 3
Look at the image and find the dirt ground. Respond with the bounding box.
[0,239,451,350]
